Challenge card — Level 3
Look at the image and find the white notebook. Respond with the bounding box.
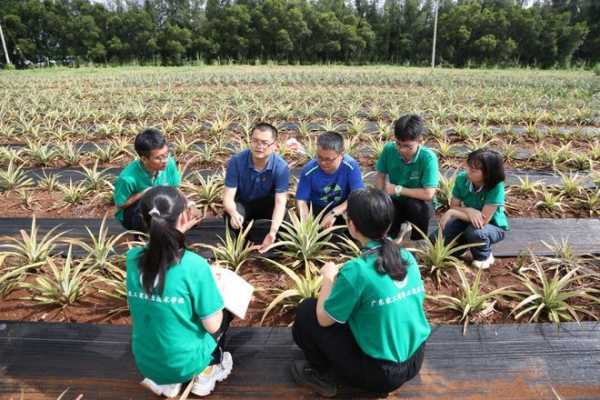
[211,266,254,320]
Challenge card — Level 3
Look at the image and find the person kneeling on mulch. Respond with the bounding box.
[291,187,430,397]
[113,128,181,233]
[127,186,233,398]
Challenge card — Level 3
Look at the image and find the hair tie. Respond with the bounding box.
[148,207,161,217]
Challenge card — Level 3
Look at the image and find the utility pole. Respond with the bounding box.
[431,0,439,69]
[0,22,11,66]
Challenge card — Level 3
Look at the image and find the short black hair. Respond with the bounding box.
[467,148,505,191]
[317,131,344,153]
[394,114,426,141]
[134,128,167,157]
[252,122,278,141]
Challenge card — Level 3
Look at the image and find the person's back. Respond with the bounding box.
[292,187,430,397]
[327,247,429,364]
[126,186,232,398]
[127,248,221,383]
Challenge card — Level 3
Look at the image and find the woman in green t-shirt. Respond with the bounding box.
[291,188,430,397]
[435,148,508,270]
[127,186,233,398]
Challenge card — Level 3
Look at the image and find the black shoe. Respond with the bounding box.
[290,360,337,398]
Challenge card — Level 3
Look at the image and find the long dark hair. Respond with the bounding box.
[138,186,186,295]
[347,188,407,281]
[467,148,505,191]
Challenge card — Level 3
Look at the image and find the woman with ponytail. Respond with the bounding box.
[126,186,233,398]
[291,187,430,397]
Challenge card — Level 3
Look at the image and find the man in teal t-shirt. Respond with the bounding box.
[113,128,181,231]
[126,247,224,385]
[376,114,438,240]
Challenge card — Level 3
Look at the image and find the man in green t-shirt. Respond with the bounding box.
[113,128,182,231]
[375,114,439,240]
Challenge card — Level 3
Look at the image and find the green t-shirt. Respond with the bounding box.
[324,242,431,363]
[126,247,224,384]
[113,157,181,222]
[451,171,509,230]
[376,144,439,194]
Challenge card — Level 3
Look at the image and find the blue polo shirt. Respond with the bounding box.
[224,149,289,203]
[296,155,364,212]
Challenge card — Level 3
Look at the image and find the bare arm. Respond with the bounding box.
[330,200,348,216]
[269,192,288,235]
[223,187,244,229]
[201,310,224,334]
[383,182,436,201]
[320,200,348,228]
[317,276,335,327]
[378,172,436,201]
[296,199,310,221]
[398,187,436,201]
[447,198,498,228]
[117,190,147,209]
[375,172,386,191]
[223,187,238,216]
[258,191,288,253]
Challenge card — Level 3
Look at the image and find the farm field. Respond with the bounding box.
[0,66,598,330]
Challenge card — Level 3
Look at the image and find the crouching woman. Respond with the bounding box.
[291,187,430,397]
[127,186,232,398]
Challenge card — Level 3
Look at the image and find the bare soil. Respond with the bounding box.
[1,256,597,328]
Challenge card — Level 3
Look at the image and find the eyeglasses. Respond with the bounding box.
[251,138,275,148]
[147,152,171,162]
[317,153,341,163]
[395,140,418,151]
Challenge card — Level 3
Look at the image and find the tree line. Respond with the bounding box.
[1,0,598,68]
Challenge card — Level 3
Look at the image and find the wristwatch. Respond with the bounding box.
[394,185,403,196]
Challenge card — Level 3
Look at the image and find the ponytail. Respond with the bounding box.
[375,238,407,281]
[348,188,407,281]
[138,186,187,296]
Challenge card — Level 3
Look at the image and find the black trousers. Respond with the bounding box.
[122,200,146,232]
[389,196,433,240]
[292,299,426,394]
[210,310,233,365]
[224,195,275,243]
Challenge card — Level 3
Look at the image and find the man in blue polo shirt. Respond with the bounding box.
[223,122,289,253]
[296,131,364,228]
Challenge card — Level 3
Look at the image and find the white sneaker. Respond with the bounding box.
[140,378,181,398]
[472,254,495,270]
[191,351,233,396]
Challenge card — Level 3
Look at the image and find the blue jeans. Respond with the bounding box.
[435,218,506,261]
